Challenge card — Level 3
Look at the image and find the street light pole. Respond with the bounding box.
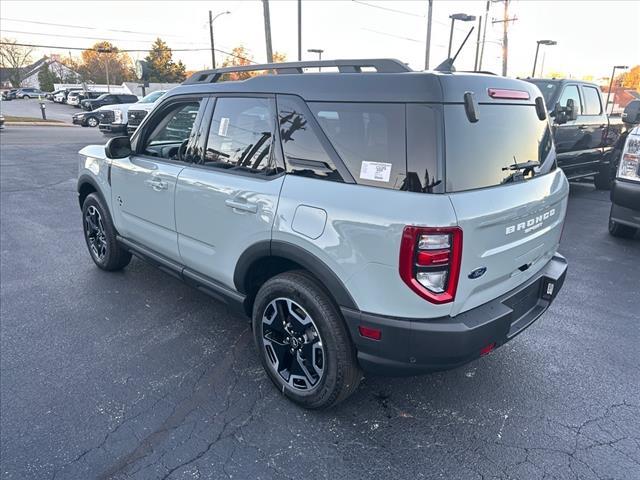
[307,48,323,71]
[532,40,556,77]
[424,0,433,70]
[298,0,302,61]
[605,65,629,115]
[448,13,476,59]
[209,10,231,69]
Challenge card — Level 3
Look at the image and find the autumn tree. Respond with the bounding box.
[615,65,640,90]
[220,47,287,81]
[0,38,34,87]
[76,41,134,85]
[144,38,186,83]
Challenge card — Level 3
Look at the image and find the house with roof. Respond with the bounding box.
[0,55,80,89]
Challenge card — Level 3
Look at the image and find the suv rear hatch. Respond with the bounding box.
[440,79,568,315]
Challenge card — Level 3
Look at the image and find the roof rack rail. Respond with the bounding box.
[184,58,412,84]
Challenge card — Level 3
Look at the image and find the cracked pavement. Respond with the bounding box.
[1,126,639,480]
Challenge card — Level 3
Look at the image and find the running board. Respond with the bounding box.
[116,235,247,315]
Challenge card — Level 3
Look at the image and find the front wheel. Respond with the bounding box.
[252,271,362,409]
[87,116,98,127]
[82,193,131,270]
[23,95,30,99]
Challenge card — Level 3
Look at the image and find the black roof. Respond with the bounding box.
[167,58,543,104]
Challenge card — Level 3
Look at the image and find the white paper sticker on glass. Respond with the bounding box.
[360,161,392,182]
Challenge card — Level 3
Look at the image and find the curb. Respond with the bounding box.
[4,122,77,127]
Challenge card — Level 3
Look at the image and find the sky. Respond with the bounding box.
[1,0,638,80]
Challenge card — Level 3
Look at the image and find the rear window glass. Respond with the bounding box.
[444,104,554,192]
[309,102,406,189]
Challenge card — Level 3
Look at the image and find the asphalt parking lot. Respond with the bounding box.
[1,126,639,480]
[1,98,76,123]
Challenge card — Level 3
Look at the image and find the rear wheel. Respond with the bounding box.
[252,271,362,409]
[23,95,30,99]
[82,193,131,270]
[608,206,637,238]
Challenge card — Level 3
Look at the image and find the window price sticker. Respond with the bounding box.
[218,117,230,137]
[360,161,392,182]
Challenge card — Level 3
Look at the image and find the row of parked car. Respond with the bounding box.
[70,90,166,135]
[1,87,47,100]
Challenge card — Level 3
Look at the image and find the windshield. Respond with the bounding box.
[139,91,166,104]
[444,104,554,192]
[528,80,560,106]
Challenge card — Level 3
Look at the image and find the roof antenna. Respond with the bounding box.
[435,26,475,73]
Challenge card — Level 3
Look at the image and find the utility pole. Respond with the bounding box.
[424,0,433,70]
[298,0,302,61]
[263,0,274,63]
[492,0,517,76]
[474,16,482,71]
[209,11,216,69]
[478,0,490,70]
[502,0,508,76]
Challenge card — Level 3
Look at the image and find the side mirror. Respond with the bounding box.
[566,98,578,121]
[622,100,640,125]
[554,102,567,125]
[105,136,132,159]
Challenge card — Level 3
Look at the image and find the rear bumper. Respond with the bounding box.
[99,123,127,134]
[342,253,568,376]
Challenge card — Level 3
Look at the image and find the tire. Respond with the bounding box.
[82,193,131,271]
[23,95,30,99]
[608,206,637,238]
[87,116,98,128]
[252,271,362,409]
[594,161,614,190]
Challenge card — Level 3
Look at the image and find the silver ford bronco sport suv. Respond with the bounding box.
[77,59,568,408]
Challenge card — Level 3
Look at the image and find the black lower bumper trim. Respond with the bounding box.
[342,254,568,376]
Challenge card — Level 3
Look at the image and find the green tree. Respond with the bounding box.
[37,66,60,92]
[144,38,186,82]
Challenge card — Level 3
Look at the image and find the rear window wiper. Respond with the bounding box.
[501,158,539,184]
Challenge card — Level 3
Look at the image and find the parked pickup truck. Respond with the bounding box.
[98,90,166,135]
[82,93,138,111]
[526,79,623,189]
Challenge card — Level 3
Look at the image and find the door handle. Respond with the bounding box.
[225,199,258,213]
[145,178,168,191]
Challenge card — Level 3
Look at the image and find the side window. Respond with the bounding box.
[582,86,602,115]
[142,100,202,161]
[558,85,582,114]
[277,95,342,181]
[308,102,406,189]
[201,97,276,174]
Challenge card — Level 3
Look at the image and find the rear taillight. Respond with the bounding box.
[399,226,463,304]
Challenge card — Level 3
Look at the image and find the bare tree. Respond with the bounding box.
[0,38,34,87]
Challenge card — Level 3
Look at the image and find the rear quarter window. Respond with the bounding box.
[308,102,406,189]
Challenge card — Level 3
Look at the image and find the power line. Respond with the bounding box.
[1,29,209,46]
[0,16,191,39]
[361,28,422,44]
[0,41,257,63]
[351,0,424,18]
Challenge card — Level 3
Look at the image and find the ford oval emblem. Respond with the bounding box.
[468,267,487,279]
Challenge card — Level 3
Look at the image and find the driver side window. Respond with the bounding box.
[143,100,202,161]
[558,85,582,114]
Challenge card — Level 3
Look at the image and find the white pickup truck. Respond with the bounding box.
[98,90,166,135]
